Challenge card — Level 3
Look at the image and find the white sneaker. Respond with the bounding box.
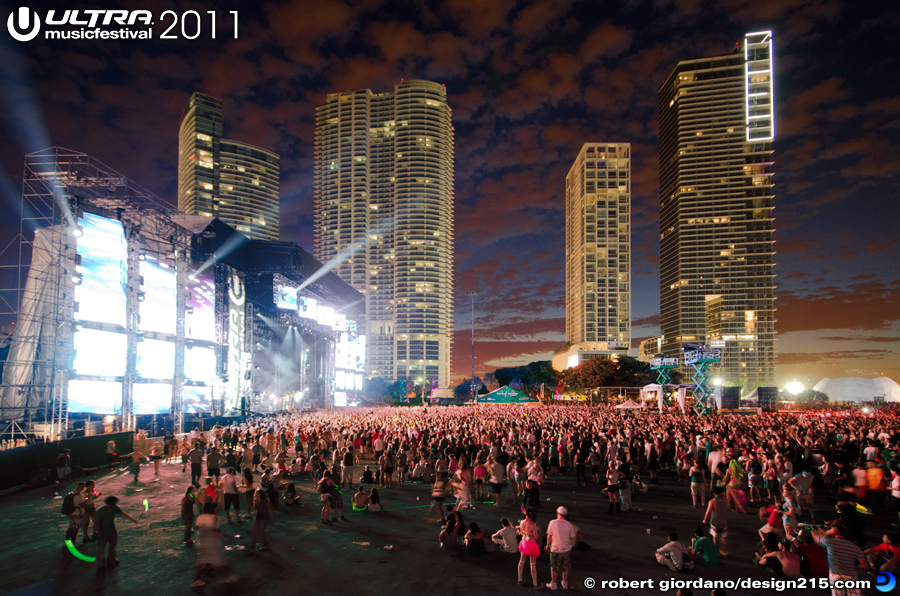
[547,583,558,590]
[561,582,569,589]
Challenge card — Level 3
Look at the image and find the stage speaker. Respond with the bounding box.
[758,387,778,412]
[721,386,740,410]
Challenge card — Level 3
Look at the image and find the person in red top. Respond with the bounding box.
[796,534,829,579]
[864,533,900,572]
[758,503,785,541]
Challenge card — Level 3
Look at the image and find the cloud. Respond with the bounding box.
[777,282,900,334]
[632,314,661,327]
[819,335,900,343]
[777,349,892,365]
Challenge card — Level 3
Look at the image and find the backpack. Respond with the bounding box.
[61,492,77,515]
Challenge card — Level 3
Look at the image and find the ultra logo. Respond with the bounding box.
[7,7,40,42]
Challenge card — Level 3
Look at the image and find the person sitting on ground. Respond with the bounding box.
[282,482,301,507]
[422,461,435,484]
[863,533,900,572]
[465,522,486,556]
[689,526,719,569]
[411,460,425,482]
[655,531,694,572]
[756,538,802,580]
[440,520,460,555]
[369,487,381,511]
[360,465,375,484]
[492,518,519,553]
[353,486,370,511]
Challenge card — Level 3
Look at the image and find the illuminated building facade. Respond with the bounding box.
[564,143,632,360]
[314,80,454,387]
[178,92,280,241]
[658,31,776,387]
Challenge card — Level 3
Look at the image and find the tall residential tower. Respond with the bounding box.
[178,92,280,241]
[560,143,631,369]
[313,80,454,388]
[658,31,776,387]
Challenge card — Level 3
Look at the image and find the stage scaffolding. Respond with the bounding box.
[0,148,193,437]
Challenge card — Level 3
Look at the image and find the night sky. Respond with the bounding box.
[1,0,898,388]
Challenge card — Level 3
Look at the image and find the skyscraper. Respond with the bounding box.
[658,31,776,387]
[314,80,454,388]
[178,92,280,241]
[563,143,631,363]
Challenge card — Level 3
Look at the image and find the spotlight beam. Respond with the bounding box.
[296,219,393,292]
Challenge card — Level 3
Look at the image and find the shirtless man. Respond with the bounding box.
[123,450,146,483]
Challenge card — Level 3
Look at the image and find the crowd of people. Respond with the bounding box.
[60,403,897,593]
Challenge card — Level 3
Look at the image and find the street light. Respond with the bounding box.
[469,291,477,404]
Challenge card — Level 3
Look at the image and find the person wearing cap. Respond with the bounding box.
[546,506,583,591]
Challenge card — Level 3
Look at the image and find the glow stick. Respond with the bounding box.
[65,540,96,562]
[143,499,149,511]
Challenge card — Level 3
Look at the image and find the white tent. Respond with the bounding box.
[813,377,900,402]
[615,399,645,409]
[641,383,691,413]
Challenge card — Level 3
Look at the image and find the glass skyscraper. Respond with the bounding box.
[178,92,280,241]
[314,80,454,388]
[658,31,776,387]
[565,143,631,355]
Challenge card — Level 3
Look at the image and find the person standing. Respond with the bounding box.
[206,446,222,482]
[64,482,86,542]
[187,444,204,486]
[149,444,163,476]
[546,506,583,590]
[56,449,72,483]
[702,487,729,557]
[123,450,145,483]
[517,507,542,589]
[689,459,707,508]
[82,480,100,542]
[181,486,197,545]
[813,524,869,596]
[95,496,138,570]
[248,490,271,553]
[222,467,241,523]
[106,439,118,468]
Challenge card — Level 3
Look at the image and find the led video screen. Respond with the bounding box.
[187,270,215,341]
[74,212,127,326]
[334,391,348,407]
[298,296,317,320]
[139,257,176,334]
[133,383,172,415]
[73,328,127,377]
[68,380,121,414]
[183,386,212,413]
[136,338,175,379]
[185,346,216,384]
[317,305,335,328]
[275,283,298,310]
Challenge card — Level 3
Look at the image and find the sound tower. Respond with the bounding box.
[758,387,778,412]
[721,386,740,410]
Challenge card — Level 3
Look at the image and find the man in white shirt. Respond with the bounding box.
[546,506,583,590]
[656,531,694,571]
[492,518,519,553]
